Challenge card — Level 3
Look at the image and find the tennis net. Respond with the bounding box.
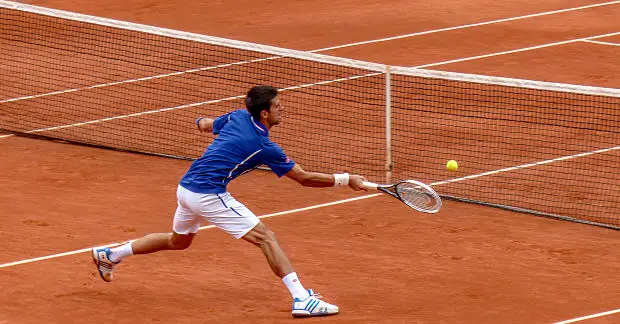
[1,1,618,229]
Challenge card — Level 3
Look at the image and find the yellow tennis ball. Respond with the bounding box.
[446,160,458,171]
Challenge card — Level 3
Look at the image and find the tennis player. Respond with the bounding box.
[92,85,368,317]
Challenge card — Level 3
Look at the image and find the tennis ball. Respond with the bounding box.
[446,160,458,171]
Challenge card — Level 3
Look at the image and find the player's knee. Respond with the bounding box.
[242,222,279,246]
[169,234,192,250]
[261,228,278,245]
[174,241,191,250]
[253,227,278,245]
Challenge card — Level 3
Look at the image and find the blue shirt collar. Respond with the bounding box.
[250,116,269,137]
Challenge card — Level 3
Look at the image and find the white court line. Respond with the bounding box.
[582,39,620,47]
[0,134,15,139]
[0,193,381,268]
[1,0,618,105]
[432,146,620,186]
[1,144,618,269]
[415,31,620,68]
[312,1,620,52]
[553,308,620,323]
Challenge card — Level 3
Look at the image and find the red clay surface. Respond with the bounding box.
[600,34,620,42]
[2,137,620,324]
[1,1,619,323]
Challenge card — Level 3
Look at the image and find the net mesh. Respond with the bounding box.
[1,1,619,229]
[390,75,619,227]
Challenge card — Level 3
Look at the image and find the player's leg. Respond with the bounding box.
[241,222,339,317]
[130,231,194,254]
[241,221,294,277]
[92,186,201,282]
[92,232,195,282]
[202,193,299,285]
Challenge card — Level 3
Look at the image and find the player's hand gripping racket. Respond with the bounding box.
[362,180,442,213]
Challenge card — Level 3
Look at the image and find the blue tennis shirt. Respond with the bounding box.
[179,109,296,194]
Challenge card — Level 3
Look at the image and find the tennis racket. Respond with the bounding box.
[362,180,442,213]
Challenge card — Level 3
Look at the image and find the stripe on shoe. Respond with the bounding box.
[305,299,318,311]
[309,300,320,313]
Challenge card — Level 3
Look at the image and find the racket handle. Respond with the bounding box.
[362,181,379,190]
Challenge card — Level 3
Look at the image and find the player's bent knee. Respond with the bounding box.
[242,222,278,246]
[258,228,279,246]
[169,232,194,250]
[172,240,191,250]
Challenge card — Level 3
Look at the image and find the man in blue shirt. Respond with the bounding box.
[92,85,368,317]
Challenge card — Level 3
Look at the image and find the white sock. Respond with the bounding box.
[109,242,134,263]
[282,272,310,300]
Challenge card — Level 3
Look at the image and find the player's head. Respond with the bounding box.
[245,85,281,128]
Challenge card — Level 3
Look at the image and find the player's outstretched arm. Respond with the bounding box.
[284,164,368,191]
[195,117,214,133]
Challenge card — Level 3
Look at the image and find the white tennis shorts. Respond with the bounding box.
[173,185,260,239]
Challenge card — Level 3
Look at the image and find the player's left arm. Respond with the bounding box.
[195,117,214,133]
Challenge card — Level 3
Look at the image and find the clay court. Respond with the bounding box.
[1,1,619,323]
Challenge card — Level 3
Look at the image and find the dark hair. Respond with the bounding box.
[245,85,278,120]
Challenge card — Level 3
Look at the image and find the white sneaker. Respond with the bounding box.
[291,289,339,317]
[91,247,119,282]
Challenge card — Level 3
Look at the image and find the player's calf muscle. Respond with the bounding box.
[132,233,192,254]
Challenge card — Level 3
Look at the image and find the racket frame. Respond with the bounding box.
[362,180,442,213]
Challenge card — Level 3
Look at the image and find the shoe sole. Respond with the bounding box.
[292,310,339,318]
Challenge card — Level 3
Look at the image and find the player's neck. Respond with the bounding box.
[260,118,274,130]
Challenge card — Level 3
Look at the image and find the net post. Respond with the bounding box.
[385,65,393,183]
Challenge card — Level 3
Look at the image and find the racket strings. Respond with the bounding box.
[396,183,441,212]
[401,189,433,207]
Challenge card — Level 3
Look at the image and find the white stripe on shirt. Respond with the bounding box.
[224,149,262,182]
[250,117,265,132]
